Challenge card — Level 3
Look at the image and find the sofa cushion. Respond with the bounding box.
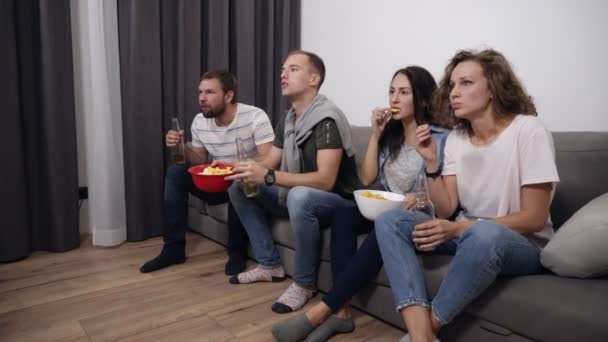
[271,218,293,249]
[550,132,608,228]
[205,202,228,224]
[350,126,372,167]
[541,192,608,278]
[188,194,205,212]
[466,273,608,342]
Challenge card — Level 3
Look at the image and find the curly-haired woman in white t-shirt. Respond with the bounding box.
[375,49,560,342]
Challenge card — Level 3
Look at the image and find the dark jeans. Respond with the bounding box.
[163,164,248,257]
[322,206,384,311]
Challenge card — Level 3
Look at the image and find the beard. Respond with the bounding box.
[201,103,225,119]
[202,110,220,118]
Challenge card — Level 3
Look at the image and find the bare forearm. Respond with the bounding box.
[185,143,207,164]
[421,158,456,218]
[359,132,381,186]
[260,158,277,170]
[427,177,456,218]
[252,142,273,164]
[453,212,547,238]
[494,184,552,234]
[493,212,547,235]
[259,146,282,170]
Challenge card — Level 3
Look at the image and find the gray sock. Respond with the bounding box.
[399,334,440,342]
[271,313,315,342]
[399,334,411,342]
[305,315,355,342]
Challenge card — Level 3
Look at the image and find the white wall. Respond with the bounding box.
[302,0,608,131]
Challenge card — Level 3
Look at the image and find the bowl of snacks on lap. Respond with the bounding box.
[354,189,405,221]
[187,163,234,192]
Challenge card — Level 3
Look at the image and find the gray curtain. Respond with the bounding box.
[0,0,80,262]
[118,0,300,241]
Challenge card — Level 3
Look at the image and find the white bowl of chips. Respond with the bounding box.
[354,189,405,221]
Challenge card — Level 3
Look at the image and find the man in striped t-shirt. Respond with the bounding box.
[140,70,274,275]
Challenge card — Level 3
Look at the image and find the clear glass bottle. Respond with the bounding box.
[414,171,435,219]
[171,117,186,164]
[414,171,435,249]
[236,138,259,198]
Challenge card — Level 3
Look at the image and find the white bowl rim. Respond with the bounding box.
[354,189,405,202]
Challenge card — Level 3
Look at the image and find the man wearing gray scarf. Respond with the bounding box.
[227,50,360,314]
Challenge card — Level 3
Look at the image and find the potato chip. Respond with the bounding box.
[200,166,233,175]
[361,191,386,200]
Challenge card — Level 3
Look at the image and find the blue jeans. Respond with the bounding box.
[375,209,543,325]
[229,184,356,290]
[163,164,248,257]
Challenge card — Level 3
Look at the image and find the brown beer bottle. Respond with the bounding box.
[171,117,186,164]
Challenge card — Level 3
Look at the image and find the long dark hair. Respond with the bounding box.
[433,49,536,135]
[378,66,450,161]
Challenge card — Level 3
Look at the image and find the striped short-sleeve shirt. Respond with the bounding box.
[190,103,274,161]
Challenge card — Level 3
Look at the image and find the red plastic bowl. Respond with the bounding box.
[188,163,234,192]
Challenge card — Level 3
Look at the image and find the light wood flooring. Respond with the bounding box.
[0,232,403,341]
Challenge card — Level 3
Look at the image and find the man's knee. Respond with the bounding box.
[286,186,316,214]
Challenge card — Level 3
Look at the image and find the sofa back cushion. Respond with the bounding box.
[550,132,608,228]
[350,126,373,168]
[350,126,384,190]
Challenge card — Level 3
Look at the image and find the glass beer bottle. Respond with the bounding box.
[171,117,186,164]
[413,171,435,249]
[236,138,259,198]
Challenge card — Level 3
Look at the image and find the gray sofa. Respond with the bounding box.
[188,126,608,342]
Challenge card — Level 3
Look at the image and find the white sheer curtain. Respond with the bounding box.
[71,0,126,246]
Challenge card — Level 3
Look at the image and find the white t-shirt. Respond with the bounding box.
[191,103,274,160]
[442,115,560,246]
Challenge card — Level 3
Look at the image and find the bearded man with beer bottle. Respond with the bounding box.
[140,70,274,275]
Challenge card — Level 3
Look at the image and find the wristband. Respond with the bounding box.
[425,166,442,179]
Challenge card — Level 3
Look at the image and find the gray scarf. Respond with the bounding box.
[278,94,355,203]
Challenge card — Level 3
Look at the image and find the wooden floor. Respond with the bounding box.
[0,232,403,341]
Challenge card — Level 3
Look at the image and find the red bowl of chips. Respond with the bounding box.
[187,163,234,192]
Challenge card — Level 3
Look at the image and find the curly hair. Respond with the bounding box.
[379,66,453,161]
[433,49,536,134]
